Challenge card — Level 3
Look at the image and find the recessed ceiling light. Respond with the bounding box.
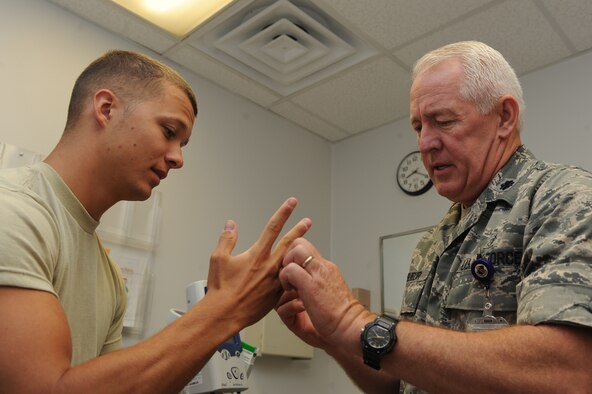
[112,0,235,38]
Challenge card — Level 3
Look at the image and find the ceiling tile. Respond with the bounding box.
[291,56,411,134]
[393,0,572,76]
[270,101,349,141]
[166,45,280,108]
[539,0,592,51]
[317,0,492,50]
[48,0,178,53]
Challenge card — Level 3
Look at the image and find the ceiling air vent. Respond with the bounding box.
[188,0,377,96]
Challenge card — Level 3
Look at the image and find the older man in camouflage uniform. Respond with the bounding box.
[276,41,591,393]
[404,146,592,330]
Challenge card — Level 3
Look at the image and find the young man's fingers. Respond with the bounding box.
[253,197,298,253]
[271,219,312,264]
[210,220,238,261]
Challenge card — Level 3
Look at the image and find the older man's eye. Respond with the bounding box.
[436,119,455,127]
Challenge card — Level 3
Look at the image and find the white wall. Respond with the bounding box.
[0,1,335,393]
[520,51,592,169]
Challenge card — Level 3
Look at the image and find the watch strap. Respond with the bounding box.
[363,347,384,370]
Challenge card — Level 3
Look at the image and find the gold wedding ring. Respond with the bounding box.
[302,255,314,268]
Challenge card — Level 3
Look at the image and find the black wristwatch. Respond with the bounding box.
[360,315,398,370]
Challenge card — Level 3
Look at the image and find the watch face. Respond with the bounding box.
[365,325,391,349]
[396,151,433,196]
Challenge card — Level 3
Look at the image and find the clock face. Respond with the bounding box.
[396,151,433,196]
[365,325,390,349]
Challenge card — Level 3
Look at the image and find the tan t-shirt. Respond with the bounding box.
[0,162,126,365]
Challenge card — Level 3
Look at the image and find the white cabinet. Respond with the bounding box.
[242,312,313,359]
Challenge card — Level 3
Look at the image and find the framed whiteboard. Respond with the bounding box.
[380,227,431,317]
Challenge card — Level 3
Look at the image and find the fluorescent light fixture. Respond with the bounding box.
[112,0,234,38]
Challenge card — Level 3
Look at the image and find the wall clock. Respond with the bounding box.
[396,151,433,196]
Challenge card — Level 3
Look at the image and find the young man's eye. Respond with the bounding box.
[163,127,175,139]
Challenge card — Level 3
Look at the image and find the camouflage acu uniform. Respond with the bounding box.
[399,146,592,393]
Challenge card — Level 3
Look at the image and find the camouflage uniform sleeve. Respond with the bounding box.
[517,168,592,327]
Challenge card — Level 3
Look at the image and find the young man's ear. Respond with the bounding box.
[497,95,520,138]
[93,89,117,128]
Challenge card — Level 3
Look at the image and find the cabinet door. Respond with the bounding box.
[242,312,313,359]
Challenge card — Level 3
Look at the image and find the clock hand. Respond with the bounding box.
[406,168,419,179]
